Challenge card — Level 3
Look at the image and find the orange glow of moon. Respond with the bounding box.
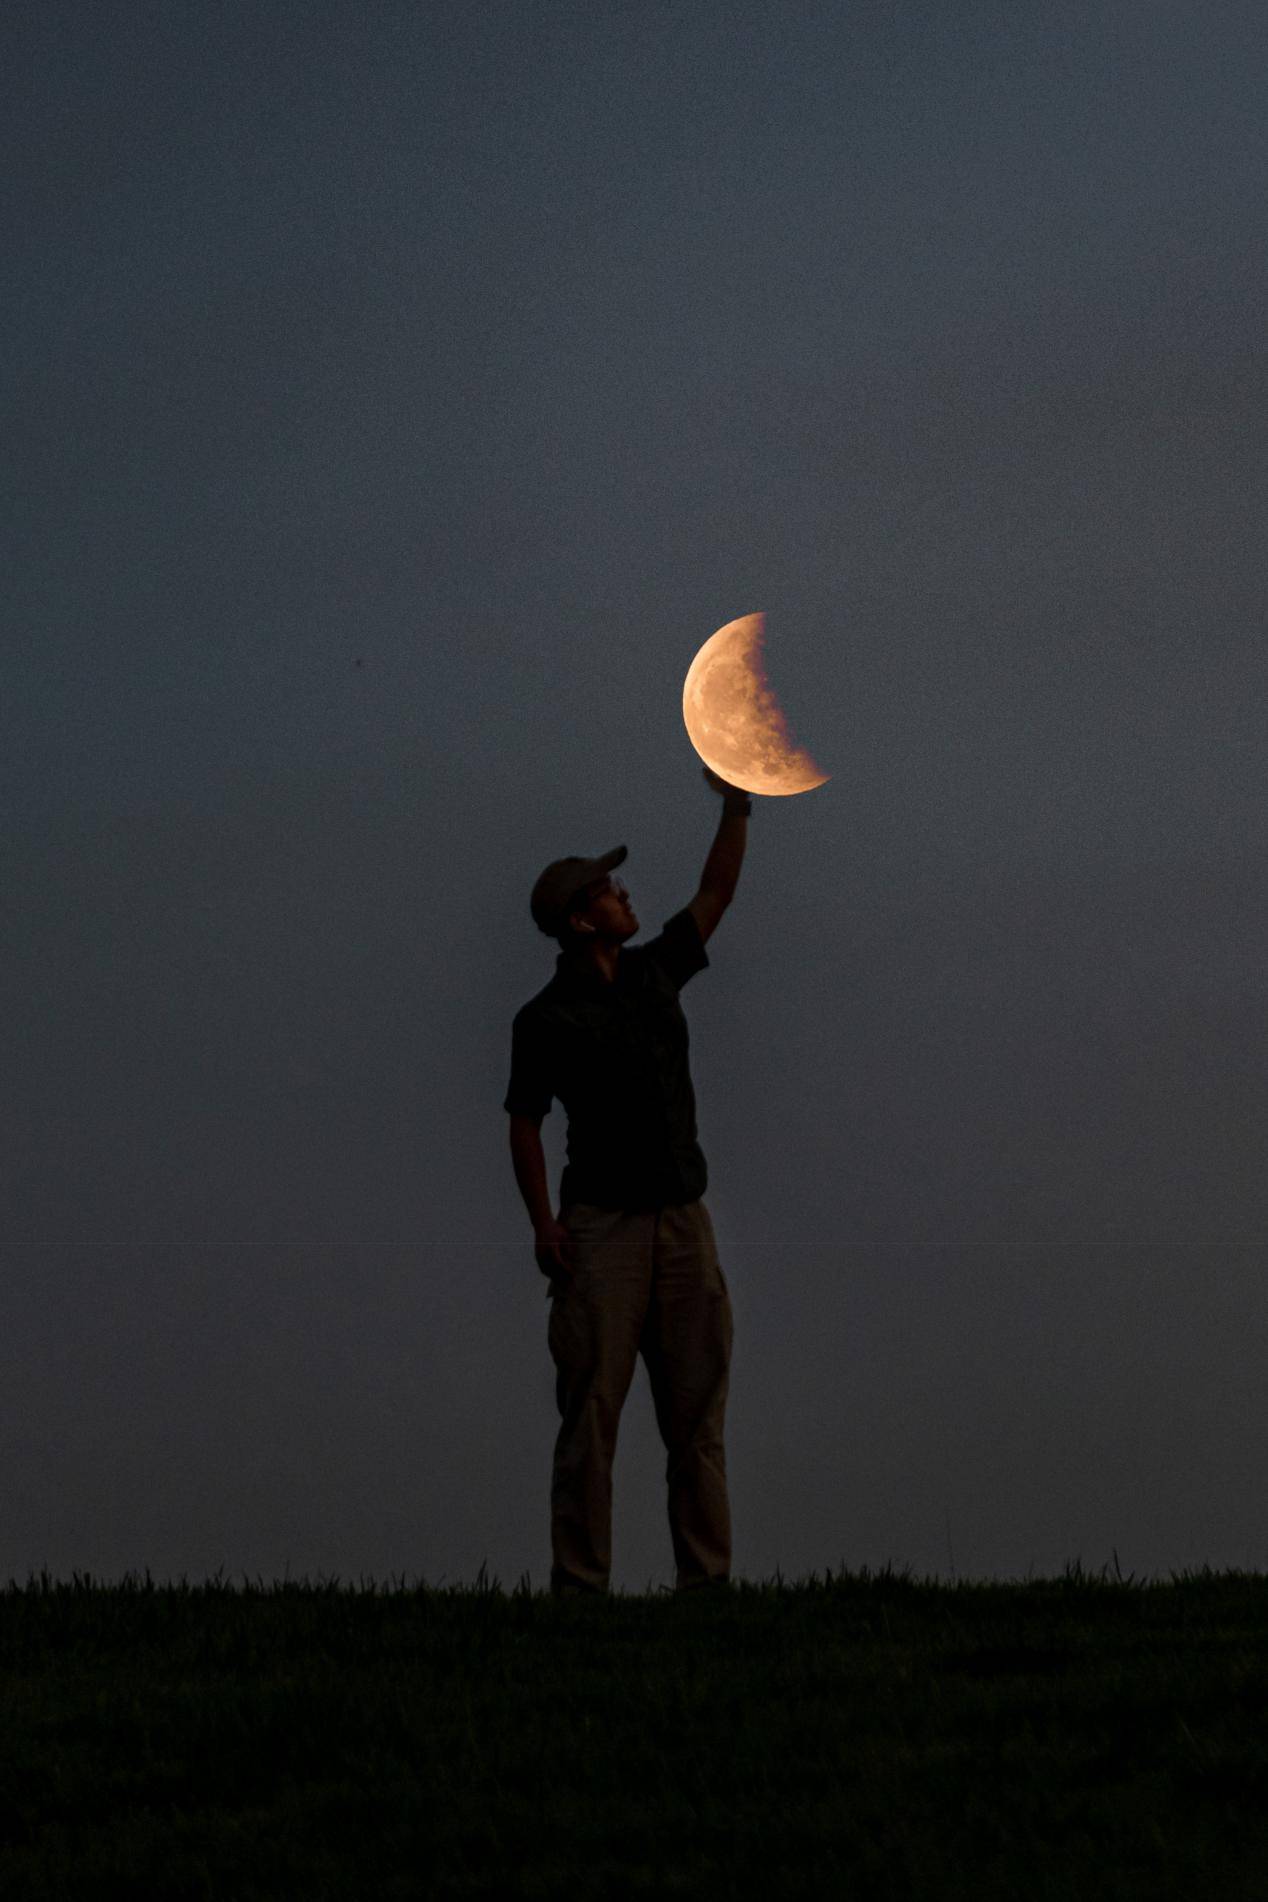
[682,612,829,797]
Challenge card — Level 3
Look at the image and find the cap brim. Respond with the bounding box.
[586,845,627,880]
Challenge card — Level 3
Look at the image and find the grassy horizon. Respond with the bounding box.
[5,1551,1259,1593]
[3,1566,1266,1898]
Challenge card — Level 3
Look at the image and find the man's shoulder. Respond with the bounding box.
[635,906,709,990]
[647,906,705,950]
[512,974,566,1028]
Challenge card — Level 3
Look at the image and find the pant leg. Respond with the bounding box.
[640,1199,734,1591]
[547,1204,654,1594]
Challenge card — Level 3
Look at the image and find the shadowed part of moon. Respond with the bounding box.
[682,612,829,797]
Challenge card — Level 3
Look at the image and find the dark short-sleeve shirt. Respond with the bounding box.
[503,907,710,1211]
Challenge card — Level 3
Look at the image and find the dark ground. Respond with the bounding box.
[2,1566,1266,1898]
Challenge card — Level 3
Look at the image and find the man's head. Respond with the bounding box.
[529,845,638,946]
[558,870,639,949]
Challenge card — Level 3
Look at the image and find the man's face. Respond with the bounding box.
[570,873,638,941]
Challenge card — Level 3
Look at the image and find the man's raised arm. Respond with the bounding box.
[688,766,751,944]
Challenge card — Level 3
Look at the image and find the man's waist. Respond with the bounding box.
[561,1144,705,1200]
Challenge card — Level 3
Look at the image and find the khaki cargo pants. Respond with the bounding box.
[547,1198,734,1595]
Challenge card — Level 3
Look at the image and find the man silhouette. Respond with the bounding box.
[505,766,750,1595]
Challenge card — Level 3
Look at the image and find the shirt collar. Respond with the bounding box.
[553,947,628,999]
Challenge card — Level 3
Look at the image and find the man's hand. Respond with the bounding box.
[534,1215,576,1281]
[702,765,748,800]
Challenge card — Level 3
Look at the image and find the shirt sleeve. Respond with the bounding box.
[642,907,710,992]
[503,1006,555,1119]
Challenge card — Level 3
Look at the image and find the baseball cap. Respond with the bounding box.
[530,845,628,935]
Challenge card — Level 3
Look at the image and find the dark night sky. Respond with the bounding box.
[4,2,1267,1588]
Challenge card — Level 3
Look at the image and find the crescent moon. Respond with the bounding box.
[682,612,829,797]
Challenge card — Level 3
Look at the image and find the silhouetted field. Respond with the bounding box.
[2,1565,1266,1898]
